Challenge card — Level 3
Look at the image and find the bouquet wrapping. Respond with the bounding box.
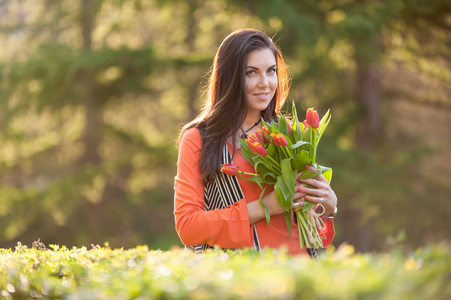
[221,102,332,249]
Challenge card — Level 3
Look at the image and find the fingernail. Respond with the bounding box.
[298,187,303,192]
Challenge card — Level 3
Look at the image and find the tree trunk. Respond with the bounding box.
[354,56,382,150]
[78,0,104,243]
[185,0,200,121]
[351,42,382,253]
[79,0,101,166]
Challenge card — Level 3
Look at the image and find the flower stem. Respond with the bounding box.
[282,146,292,159]
[309,127,317,165]
[266,155,281,169]
[297,211,312,249]
[238,171,259,180]
[262,157,281,175]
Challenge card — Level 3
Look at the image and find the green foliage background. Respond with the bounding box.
[0,0,450,253]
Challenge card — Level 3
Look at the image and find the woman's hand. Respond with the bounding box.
[296,169,337,216]
[261,183,307,216]
[248,169,337,224]
[248,182,307,225]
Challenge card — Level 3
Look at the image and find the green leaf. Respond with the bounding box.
[240,174,265,189]
[257,186,270,224]
[292,123,303,143]
[275,176,292,210]
[253,158,270,171]
[254,159,278,183]
[292,101,299,124]
[319,165,333,183]
[267,143,276,157]
[290,140,311,150]
[274,180,285,208]
[278,115,289,136]
[264,176,277,185]
[238,138,255,163]
[261,170,277,184]
[293,121,303,142]
[291,158,301,170]
[270,119,278,130]
[316,111,331,144]
[281,158,296,195]
[298,169,318,179]
[296,150,312,168]
[302,200,316,212]
[317,109,330,134]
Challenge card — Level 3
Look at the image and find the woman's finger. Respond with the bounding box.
[315,173,329,183]
[292,199,305,211]
[305,195,324,205]
[298,186,325,198]
[295,183,307,195]
[299,177,327,190]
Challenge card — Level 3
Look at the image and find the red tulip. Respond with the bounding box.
[249,132,262,145]
[261,127,271,143]
[247,138,268,157]
[246,138,257,153]
[254,129,270,145]
[253,142,268,157]
[221,164,240,176]
[277,134,288,147]
[286,119,293,135]
[270,133,279,146]
[271,133,288,147]
[306,108,319,129]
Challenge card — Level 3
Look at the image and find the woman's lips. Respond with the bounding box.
[254,92,270,100]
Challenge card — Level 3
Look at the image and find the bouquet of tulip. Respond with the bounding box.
[221,102,332,249]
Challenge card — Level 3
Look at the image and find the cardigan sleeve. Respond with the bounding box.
[173,128,254,248]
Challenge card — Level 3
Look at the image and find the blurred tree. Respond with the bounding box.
[0,0,264,249]
[0,0,166,246]
[228,0,451,251]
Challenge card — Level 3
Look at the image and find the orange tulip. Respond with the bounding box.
[306,108,319,129]
[221,164,240,176]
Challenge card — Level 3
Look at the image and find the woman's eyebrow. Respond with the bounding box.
[245,64,277,69]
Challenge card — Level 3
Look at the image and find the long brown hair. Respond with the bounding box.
[178,29,291,182]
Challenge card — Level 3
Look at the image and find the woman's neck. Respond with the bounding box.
[236,111,262,139]
[242,111,262,131]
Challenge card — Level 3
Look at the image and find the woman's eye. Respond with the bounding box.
[268,68,276,74]
[246,70,256,75]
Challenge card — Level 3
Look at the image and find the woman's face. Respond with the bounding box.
[244,48,278,116]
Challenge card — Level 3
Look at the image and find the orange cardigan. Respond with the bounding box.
[174,128,335,255]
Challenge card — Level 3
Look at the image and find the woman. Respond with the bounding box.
[174,29,337,256]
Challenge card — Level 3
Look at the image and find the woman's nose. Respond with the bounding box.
[258,74,269,88]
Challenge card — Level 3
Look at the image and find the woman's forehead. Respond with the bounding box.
[246,48,277,67]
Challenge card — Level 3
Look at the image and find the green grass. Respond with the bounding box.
[1,242,450,299]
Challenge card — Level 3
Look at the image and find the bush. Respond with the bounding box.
[0,242,450,299]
